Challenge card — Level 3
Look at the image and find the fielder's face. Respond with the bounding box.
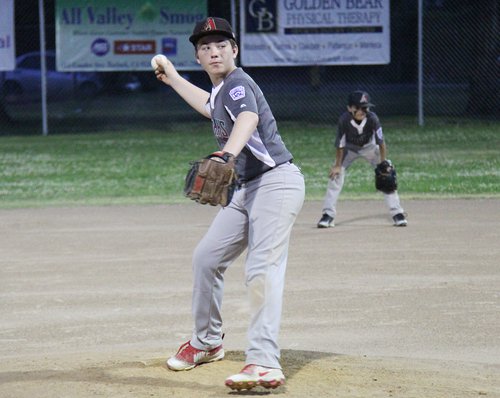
[348,105,369,122]
[196,35,238,84]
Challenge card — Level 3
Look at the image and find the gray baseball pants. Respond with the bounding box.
[189,162,305,369]
[322,145,404,218]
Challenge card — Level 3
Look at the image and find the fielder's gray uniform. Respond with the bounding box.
[190,68,305,369]
[322,111,404,218]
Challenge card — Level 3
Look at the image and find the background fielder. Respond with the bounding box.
[318,91,407,228]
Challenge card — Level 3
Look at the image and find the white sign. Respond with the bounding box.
[0,0,16,71]
[240,0,390,66]
[56,0,207,71]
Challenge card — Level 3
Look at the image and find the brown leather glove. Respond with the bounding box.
[184,152,238,207]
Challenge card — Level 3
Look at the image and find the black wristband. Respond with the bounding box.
[222,152,235,162]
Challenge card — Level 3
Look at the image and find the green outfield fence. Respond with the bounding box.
[0,0,498,135]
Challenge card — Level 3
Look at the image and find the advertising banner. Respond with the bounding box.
[0,0,16,71]
[56,0,206,71]
[240,0,390,66]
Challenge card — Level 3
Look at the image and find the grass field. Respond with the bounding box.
[0,120,498,208]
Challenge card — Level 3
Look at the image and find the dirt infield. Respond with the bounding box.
[1,199,499,397]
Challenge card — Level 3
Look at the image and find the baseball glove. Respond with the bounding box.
[184,151,238,207]
[375,160,398,193]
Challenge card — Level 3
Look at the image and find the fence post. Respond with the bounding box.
[39,0,48,136]
[418,0,424,126]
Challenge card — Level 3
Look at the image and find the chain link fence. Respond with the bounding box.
[0,0,498,135]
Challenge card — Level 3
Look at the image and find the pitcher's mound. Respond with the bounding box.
[3,350,497,397]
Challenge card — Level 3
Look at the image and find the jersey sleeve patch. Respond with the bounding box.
[229,85,246,101]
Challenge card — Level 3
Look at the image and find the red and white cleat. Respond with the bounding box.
[166,340,224,371]
[225,364,285,390]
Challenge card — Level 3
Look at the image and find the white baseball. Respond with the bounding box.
[151,54,167,70]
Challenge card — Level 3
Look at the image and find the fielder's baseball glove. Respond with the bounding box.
[184,151,238,207]
[375,160,398,193]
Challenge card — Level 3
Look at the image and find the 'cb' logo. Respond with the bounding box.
[246,0,277,33]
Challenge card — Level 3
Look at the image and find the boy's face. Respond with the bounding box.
[195,35,238,81]
[348,105,369,121]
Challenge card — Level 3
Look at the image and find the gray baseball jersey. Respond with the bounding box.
[206,68,293,182]
[335,111,384,151]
